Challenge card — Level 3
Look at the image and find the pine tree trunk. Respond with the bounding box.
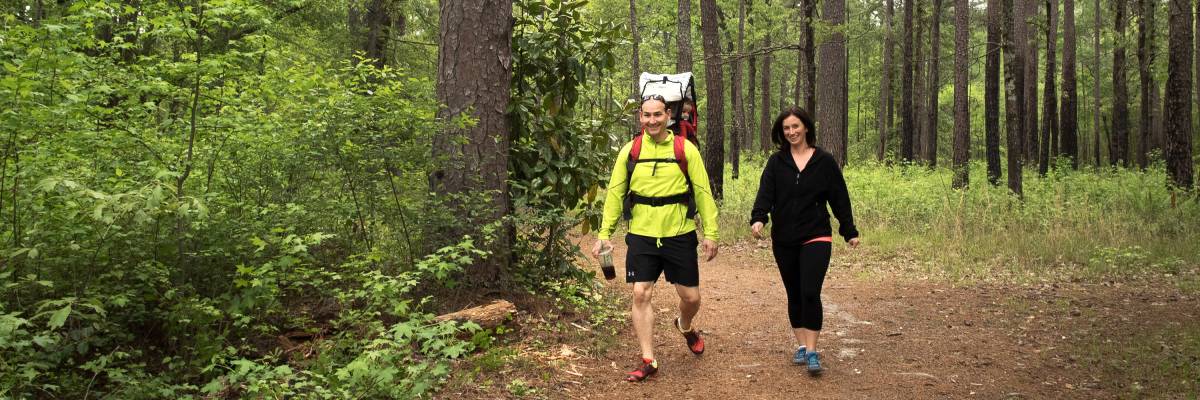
[729,34,739,177]
[1093,0,1103,167]
[1154,82,1165,153]
[744,0,757,151]
[748,54,757,148]
[817,0,848,165]
[700,0,725,199]
[902,0,916,162]
[952,0,970,188]
[630,0,641,133]
[731,0,746,179]
[1113,0,1130,167]
[1137,0,1155,169]
[926,0,942,166]
[798,0,817,112]
[1040,0,1057,175]
[914,2,926,162]
[879,0,895,161]
[986,0,1003,184]
[433,0,513,283]
[1003,0,1025,196]
[1165,0,1195,189]
[349,0,391,68]
[677,0,694,72]
[761,33,773,153]
[1024,0,1039,163]
[1061,0,1078,168]
[364,0,390,68]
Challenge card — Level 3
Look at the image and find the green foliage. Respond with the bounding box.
[0,0,480,398]
[508,0,624,285]
[510,0,624,220]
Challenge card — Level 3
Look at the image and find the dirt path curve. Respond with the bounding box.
[548,235,1198,400]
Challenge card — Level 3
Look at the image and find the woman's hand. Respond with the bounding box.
[848,237,861,248]
[751,222,764,239]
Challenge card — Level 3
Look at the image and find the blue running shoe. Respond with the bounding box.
[792,346,807,365]
[806,351,823,375]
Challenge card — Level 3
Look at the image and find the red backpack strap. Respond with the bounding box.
[625,133,644,190]
[673,133,688,176]
[630,133,644,162]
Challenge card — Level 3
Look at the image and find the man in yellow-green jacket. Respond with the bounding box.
[591,95,720,382]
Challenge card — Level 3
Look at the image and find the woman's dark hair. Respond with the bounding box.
[771,106,816,151]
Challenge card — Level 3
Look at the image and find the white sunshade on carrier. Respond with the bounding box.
[639,72,694,102]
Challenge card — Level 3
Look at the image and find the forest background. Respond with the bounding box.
[1,0,1198,398]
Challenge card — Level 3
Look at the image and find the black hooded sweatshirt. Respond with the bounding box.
[750,147,859,246]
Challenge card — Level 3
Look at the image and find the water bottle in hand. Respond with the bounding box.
[599,249,616,280]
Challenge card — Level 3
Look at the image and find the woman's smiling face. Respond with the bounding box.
[783,115,807,146]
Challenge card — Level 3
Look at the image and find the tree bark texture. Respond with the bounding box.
[952,0,970,188]
[1061,0,1079,168]
[1003,0,1024,196]
[914,2,926,161]
[433,0,513,282]
[1165,0,1195,189]
[1040,0,1057,175]
[761,34,773,153]
[748,53,757,149]
[902,0,916,162]
[986,0,1003,184]
[926,0,942,166]
[797,0,817,113]
[1093,0,1103,167]
[1113,0,1130,167]
[879,0,895,161]
[817,0,847,166]
[1137,0,1155,169]
[731,0,747,178]
[700,0,725,199]
[677,0,694,72]
[1023,0,1039,163]
[630,0,645,134]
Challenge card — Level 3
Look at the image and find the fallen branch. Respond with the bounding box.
[435,299,516,330]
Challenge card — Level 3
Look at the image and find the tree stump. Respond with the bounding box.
[435,299,516,330]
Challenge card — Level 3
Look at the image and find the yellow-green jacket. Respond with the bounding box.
[597,131,719,241]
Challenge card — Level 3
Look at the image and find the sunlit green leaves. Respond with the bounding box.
[510,0,624,220]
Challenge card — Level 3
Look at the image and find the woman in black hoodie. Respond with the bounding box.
[750,106,860,375]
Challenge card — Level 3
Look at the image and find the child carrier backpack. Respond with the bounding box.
[638,72,699,147]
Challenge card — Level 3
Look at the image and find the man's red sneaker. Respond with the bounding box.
[625,358,659,382]
[675,317,705,355]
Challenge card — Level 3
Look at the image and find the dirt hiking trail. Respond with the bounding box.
[445,235,1199,399]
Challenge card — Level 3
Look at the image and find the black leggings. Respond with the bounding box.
[772,241,832,330]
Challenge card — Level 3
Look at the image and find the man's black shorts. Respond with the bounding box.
[624,232,700,286]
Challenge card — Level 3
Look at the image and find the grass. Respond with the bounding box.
[718,159,1200,286]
